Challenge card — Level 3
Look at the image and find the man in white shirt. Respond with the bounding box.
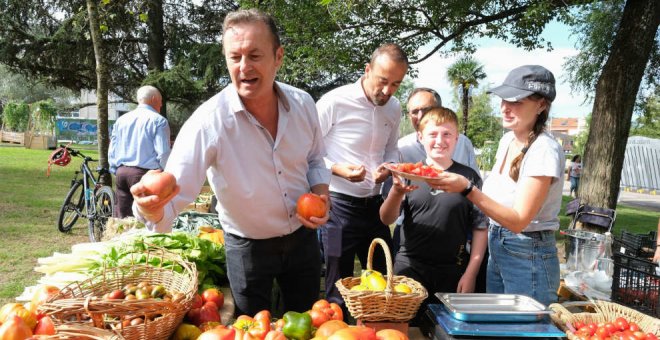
[131,9,331,316]
[317,43,408,309]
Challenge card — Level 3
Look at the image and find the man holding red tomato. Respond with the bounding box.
[316,43,408,312]
[131,9,331,317]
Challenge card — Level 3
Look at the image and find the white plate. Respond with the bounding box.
[385,163,442,182]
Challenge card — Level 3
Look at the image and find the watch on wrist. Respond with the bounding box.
[461,180,474,197]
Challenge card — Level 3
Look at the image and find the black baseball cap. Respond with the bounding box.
[488,65,556,102]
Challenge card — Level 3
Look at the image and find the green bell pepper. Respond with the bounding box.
[282,311,313,340]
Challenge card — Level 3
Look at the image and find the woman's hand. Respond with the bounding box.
[427,172,470,193]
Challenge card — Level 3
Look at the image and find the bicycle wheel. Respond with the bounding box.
[88,185,115,242]
[58,181,84,232]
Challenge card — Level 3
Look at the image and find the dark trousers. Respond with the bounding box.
[115,166,149,218]
[321,192,393,315]
[224,227,321,317]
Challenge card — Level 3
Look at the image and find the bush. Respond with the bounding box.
[31,100,58,134]
[2,102,29,132]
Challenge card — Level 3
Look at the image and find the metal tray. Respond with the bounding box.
[436,293,552,322]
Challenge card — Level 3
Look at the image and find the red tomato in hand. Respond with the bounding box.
[141,171,176,198]
[296,193,326,220]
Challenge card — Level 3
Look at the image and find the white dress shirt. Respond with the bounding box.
[317,79,401,197]
[136,82,331,238]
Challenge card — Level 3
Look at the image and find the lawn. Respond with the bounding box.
[0,145,659,306]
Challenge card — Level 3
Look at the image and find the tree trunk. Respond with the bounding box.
[86,0,112,185]
[147,0,167,117]
[462,86,469,136]
[579,0,660,212]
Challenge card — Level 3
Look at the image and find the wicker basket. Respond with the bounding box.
[336,238,427,322]
[38,246,198,340]
[40,324,125,339]
[550,301,660,339]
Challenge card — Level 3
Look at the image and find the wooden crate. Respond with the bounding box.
[0,130,25,145]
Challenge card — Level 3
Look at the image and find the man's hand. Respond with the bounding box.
[297,194,330,229]
[333,163,366,182]
[131,170,180,223]
[372,163,392,184]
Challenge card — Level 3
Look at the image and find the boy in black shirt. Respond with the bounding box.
[380,107,488,323]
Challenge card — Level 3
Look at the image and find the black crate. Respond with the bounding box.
[613,230,657,258]
[611,252,660,317]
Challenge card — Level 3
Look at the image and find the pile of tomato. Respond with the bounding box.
[391,162,442,178]
[570,316,658,340]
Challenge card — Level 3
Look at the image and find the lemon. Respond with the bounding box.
[394,283,412,294]
[360,270,387,291]
[350,284,369,291]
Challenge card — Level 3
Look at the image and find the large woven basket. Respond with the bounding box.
[40,324,125,339]
[38,246,198,340]
[550,301,660,339]
[336,238,427,322]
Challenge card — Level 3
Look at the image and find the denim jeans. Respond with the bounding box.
[487,224,560,307]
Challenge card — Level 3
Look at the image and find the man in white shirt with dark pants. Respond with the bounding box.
[317,43,408,311]
[131,9,331,316]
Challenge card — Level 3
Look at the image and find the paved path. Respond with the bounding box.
[562,180,660,212]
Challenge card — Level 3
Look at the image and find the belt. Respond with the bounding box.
[330,191,381,205]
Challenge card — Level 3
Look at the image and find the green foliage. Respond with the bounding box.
[447,55,487,135]
[477,141,498,172]
[454,88,502,149]
[2,102,30,132]
[630,89,660,138]
[564,0,659,105]
[572,114,591,157]
[31,100,58,134]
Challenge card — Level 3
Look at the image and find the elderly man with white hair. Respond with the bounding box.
[109,85,171,217]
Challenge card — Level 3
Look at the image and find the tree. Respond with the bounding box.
[462,89,501,150]
[578,0,660,209]
[86,0,111,184]
[446,55,486,137]
[630,89,660,138]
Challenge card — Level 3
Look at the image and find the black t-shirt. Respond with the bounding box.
[397,161,486,267]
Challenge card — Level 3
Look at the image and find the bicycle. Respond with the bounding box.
[49,144,116,242]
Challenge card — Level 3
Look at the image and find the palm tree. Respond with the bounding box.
[446,56,486,137]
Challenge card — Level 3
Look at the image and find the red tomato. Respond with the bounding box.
[202,288,225,309]
[596,326,609,338]
[141,171,176,198]
[585,323,598,336]
[573,321,585,330]
[629,322,640,332]
[192,293,204,309]
[33,315,56,335]
[615,317,630,331]
[375,329,408,340]
[264,330,287,340]
[604,322,618,335]
[198,301,221,326]
[198,326,236,340]
[0,315,33,340]
[30,285,60,311]
[296,193,326,220]
[315,320,349,339]
[309,309,331,328]
[646,333,659,340]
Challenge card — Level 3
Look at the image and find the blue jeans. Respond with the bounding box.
[570,176,580,194]
[487,224,560,307]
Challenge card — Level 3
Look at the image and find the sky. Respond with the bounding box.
[412,21,594,119]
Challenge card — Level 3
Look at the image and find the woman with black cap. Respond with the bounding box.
[430,65,565,306]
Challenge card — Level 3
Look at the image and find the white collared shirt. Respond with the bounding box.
[137,82,331,238]
[317,79,401,197]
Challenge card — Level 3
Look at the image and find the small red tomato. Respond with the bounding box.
[629,322,640,332]
[615,317,630,331]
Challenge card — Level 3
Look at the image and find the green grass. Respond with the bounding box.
[0,144,659,307]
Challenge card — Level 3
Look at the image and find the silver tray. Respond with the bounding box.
[436,293,552,322]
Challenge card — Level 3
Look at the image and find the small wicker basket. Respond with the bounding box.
[336,238,427,322]
[38,246,198,340]
[550,301,660,339]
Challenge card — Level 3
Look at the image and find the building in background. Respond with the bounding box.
[549,117,588,154]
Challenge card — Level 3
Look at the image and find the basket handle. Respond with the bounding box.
[366,238,394,292]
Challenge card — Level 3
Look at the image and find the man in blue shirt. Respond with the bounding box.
[109,85,171,217]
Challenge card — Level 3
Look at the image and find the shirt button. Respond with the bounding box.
[278,171,282,175]
[284,193,287,197]
[289,214,293,218]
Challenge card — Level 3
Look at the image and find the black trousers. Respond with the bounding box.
[321,192,393,316]
[115,166,149,218]
[224,226,321,317]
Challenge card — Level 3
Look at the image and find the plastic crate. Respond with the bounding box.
[611,252,660,317]
[613,230,657,258]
